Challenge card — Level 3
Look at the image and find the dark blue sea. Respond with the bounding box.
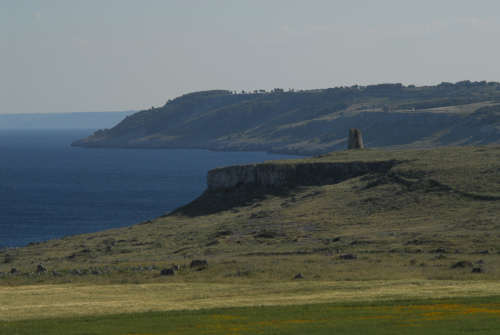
[0,129,299,248]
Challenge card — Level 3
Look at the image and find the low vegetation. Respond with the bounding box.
[1,145,499,332]
[1,145,499,285]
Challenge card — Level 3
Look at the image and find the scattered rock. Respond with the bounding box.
[478,250,489,255]
[173,246,191,254]
[190,259,208,270]
[451,261,473,269]
[71,269,82,275]
[250,211,271,219]
[160,268,175,276]
[206,240,219,247]
[405,239,426,246]
[10,268,17,274]
[36,264,47,273]
[472,267,483,273]
[102,238,115,246]
[293,273,304,280]
[67,248,92,260]
[67,253,76,260]
[215,230,233,238]
[236,270,250,277]
[3,253,14,264]
[255,231,278,239]
[340,254,357,260]
[434,254,447,260]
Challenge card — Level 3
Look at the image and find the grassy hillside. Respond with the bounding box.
[72,82,500,154]
[1,145,499,285]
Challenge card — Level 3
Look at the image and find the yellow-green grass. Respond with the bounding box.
[3,296,500,334]
[3,280,500,321]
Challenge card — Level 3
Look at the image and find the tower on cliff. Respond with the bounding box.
[348,128,364,149]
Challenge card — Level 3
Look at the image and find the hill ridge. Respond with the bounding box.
[72,82,500,155]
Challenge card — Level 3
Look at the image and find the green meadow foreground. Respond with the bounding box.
[3,280,500,321]
[3,295,500,334]
[1,146,499,333]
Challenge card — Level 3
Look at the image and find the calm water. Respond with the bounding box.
[0,129,299,247]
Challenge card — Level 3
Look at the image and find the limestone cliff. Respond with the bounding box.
[172,159,398,216]
[207,161,397,191]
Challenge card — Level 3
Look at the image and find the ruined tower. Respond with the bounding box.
[348,128,364,149]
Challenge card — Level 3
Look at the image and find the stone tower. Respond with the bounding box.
[348,128,364,149]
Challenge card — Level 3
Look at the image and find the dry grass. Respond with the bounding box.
[3,280,500,321]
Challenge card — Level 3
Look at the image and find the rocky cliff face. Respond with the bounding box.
[207,161,397,191]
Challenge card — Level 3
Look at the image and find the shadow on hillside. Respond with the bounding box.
[169,186,294,217]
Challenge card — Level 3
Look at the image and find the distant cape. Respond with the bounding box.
[72,82,500,155]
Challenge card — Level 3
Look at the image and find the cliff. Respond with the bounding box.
[174,156,400,216]
[206,161,397,191]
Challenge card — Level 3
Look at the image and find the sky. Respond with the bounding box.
[2,0,500,114]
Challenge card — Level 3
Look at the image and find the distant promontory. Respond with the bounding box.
[72,82,500,155]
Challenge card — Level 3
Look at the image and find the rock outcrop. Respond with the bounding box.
[207,161,396,191]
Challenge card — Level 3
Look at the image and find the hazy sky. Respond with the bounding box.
[2,0,500,114]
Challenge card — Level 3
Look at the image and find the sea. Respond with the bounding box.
[0,129,300,248]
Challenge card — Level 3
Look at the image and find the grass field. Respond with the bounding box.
[1,146,499,333]
[3,296,500,335]
[2,146,500,286]
[3,280,500,321]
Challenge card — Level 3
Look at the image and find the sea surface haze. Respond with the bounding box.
[0,129,299,247]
